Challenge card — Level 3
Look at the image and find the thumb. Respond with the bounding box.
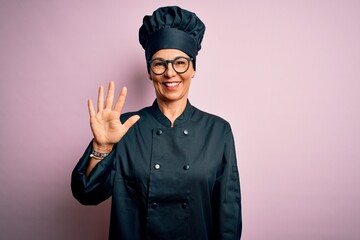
[123,115,140,131]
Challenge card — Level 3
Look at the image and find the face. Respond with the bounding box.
[149,49,195,104]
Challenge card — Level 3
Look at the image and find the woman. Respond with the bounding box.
[72,6,242,240]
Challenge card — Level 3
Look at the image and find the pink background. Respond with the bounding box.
[1,0,359,239]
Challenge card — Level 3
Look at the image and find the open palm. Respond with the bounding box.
[88,81,140,151]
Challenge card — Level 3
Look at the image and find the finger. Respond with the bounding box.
[105,81,115,110]
[88,99,95,118]
[123,115,140,131]
[97,85,104,112]
[113,86,127,114]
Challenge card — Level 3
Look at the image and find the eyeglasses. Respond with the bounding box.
[148,56,193,75]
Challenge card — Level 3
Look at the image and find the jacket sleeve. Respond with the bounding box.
[71,141,116,205]
[213,127,242,239]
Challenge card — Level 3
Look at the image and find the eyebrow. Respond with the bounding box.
[151,56,189,60]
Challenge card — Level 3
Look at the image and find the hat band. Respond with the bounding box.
[145,28,198,60]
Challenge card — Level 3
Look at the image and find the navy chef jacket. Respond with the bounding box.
[71,100,242,240]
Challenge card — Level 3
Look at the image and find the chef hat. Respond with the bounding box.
[139,6,206,71]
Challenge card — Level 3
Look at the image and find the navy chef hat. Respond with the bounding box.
[139,6,206,72]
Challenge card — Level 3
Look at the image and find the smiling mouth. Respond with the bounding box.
[163,82,180,87]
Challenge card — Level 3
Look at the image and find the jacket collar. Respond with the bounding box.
[151,99,194,127]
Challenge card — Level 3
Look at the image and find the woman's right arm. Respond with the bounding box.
[71,81,140,205]
[85,81,140,176]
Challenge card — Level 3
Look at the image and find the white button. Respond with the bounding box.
[154,164,160,170]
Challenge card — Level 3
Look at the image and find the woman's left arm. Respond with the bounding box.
[213,128,242,239]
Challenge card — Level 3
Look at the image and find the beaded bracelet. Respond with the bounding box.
[90,149,110,160]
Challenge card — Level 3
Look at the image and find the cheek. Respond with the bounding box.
[181,72,194,83]
[152,80,162,91]
[149,73,159,81]
[181,77,192,89]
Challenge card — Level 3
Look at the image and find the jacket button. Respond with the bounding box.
[181,203,188,209]
[183,129,189,135]
[154,164,161,170]
[151,203,158,209]
[183,165,190,170]
[156,130,163,135]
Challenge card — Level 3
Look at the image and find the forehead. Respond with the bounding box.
[151,49,190,59]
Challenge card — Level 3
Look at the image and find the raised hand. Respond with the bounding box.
[88,81,140,153]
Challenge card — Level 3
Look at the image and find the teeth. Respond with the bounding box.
[164,82,179,87]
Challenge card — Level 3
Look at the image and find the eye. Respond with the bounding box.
[174,59,186,66]
[152,60,166,68]
[155,62,165,67]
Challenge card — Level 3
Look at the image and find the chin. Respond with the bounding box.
[158,93,187,102]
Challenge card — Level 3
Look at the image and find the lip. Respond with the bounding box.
[162,81,181,90]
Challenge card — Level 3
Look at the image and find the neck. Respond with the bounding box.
[157,98,188,127]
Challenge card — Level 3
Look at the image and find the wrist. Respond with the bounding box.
[90,150,110,160]
[92,141,114,153]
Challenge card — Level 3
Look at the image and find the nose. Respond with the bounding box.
[164,62,176,78]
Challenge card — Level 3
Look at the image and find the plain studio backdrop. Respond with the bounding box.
[0,0,359,239]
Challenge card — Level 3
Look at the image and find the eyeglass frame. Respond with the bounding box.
[147,56,194,75]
